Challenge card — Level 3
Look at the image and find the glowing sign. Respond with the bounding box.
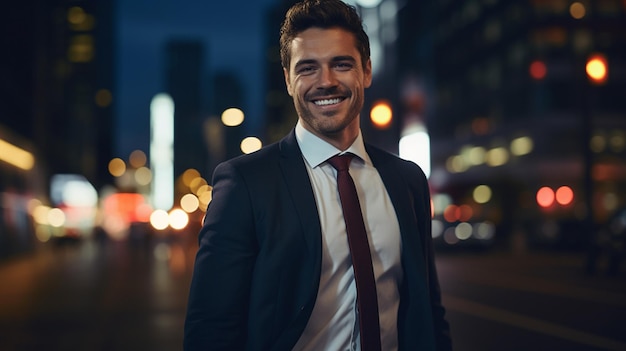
[0,138,34,170]
[399,123,431,178]
[150,93,174,211]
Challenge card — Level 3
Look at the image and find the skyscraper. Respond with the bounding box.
[165,40,209,180]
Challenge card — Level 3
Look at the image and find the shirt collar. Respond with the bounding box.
[295,120,371,168]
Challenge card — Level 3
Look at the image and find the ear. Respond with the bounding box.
[283,67,293,96]
[363,59,373,88]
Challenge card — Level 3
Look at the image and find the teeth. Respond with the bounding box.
[314,98,342,106]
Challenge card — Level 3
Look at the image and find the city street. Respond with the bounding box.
[1,235,625,351]
[438,250,626,351]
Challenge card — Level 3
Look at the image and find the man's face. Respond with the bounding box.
[283,27,372,145]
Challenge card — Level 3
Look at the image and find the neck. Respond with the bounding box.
[299,119,360,151]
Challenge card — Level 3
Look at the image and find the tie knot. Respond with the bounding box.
[327,153,354,172]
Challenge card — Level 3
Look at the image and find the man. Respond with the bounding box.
[184,0,452,350]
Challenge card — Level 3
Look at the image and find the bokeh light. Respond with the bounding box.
[474,222,495,240]
[168,209,189,230]
[609,131,625,152]
[94,89,113,107]
[432,193,452,215]
[0,138,35,171]
[108,158,126,177]
[586,55,608,84]
[134,166,152,186]
[182,168,201,188]
[443,204,459,222]
[455,222,473,240]
[198,187,213,212]
[569,2,586,19]
[473,185,492,204]
[536,187,555,208]
[432,219,444,238]
[47,208,66,228]
[471,117,490,135]
[446,155,468,173]
[590,134,606,153]
[33,205,51,225]
[510,136,534,156]
[150,209,169,230]
[443,227,459,245]
[529,60,547,80]
[603,193,618,211]
[555,186,574,206]
[180,193,200,213]
[486,147,509,167]
[370,100,393,129]
[241,137,262,154]
[129,149,147,168]
[458,205,473,222]
[67,6,86,25]
[466,146,486,165]
[221,107,244,127]
[189,177,208,195]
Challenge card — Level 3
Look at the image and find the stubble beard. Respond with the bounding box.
[297,102,358,138]
[295,88,363,138]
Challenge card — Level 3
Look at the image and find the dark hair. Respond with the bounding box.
[279,0,370,70]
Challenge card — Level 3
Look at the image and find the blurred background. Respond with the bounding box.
[1,0,625,350]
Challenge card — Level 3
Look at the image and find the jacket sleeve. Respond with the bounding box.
[184,161,258,351]
[418,169,453,351]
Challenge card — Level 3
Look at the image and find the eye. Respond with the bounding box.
[334,62,353,71]
[296,66,317,75]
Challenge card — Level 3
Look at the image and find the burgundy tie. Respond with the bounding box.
[327,154,382,351]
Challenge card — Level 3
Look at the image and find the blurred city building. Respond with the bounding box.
[0,0,115,258]
[165,40,210,180]
[209,72,247,163]
[262,0,297,144]
[411,0,626,250]
[1,0,115,189]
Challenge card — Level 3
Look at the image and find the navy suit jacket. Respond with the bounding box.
[184,130,452,350]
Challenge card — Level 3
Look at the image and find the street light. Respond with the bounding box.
[370,100,393,129]
[586,54,608,85]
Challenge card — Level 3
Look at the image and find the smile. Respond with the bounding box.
[313,97,345,106]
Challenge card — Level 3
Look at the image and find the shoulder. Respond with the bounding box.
[214,142,281,180]
[213,130,301,179]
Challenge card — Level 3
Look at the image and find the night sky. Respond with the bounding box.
[115,0,279,159]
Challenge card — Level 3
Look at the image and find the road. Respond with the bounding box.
[0,235,625,351]
[437,251,626,351]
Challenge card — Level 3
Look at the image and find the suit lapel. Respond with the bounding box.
[366,145,427,278]
[278,130,322,258]
[367,146,436,348]
[270,131,323,349]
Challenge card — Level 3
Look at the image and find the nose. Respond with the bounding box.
[318,66,338,89]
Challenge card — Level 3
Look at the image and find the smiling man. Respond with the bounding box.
[285,26,370,150]
[184,1,452,350]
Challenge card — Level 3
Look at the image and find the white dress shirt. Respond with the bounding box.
[292,121,403,351]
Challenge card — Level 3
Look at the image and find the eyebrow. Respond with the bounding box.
[294,55,357,69]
